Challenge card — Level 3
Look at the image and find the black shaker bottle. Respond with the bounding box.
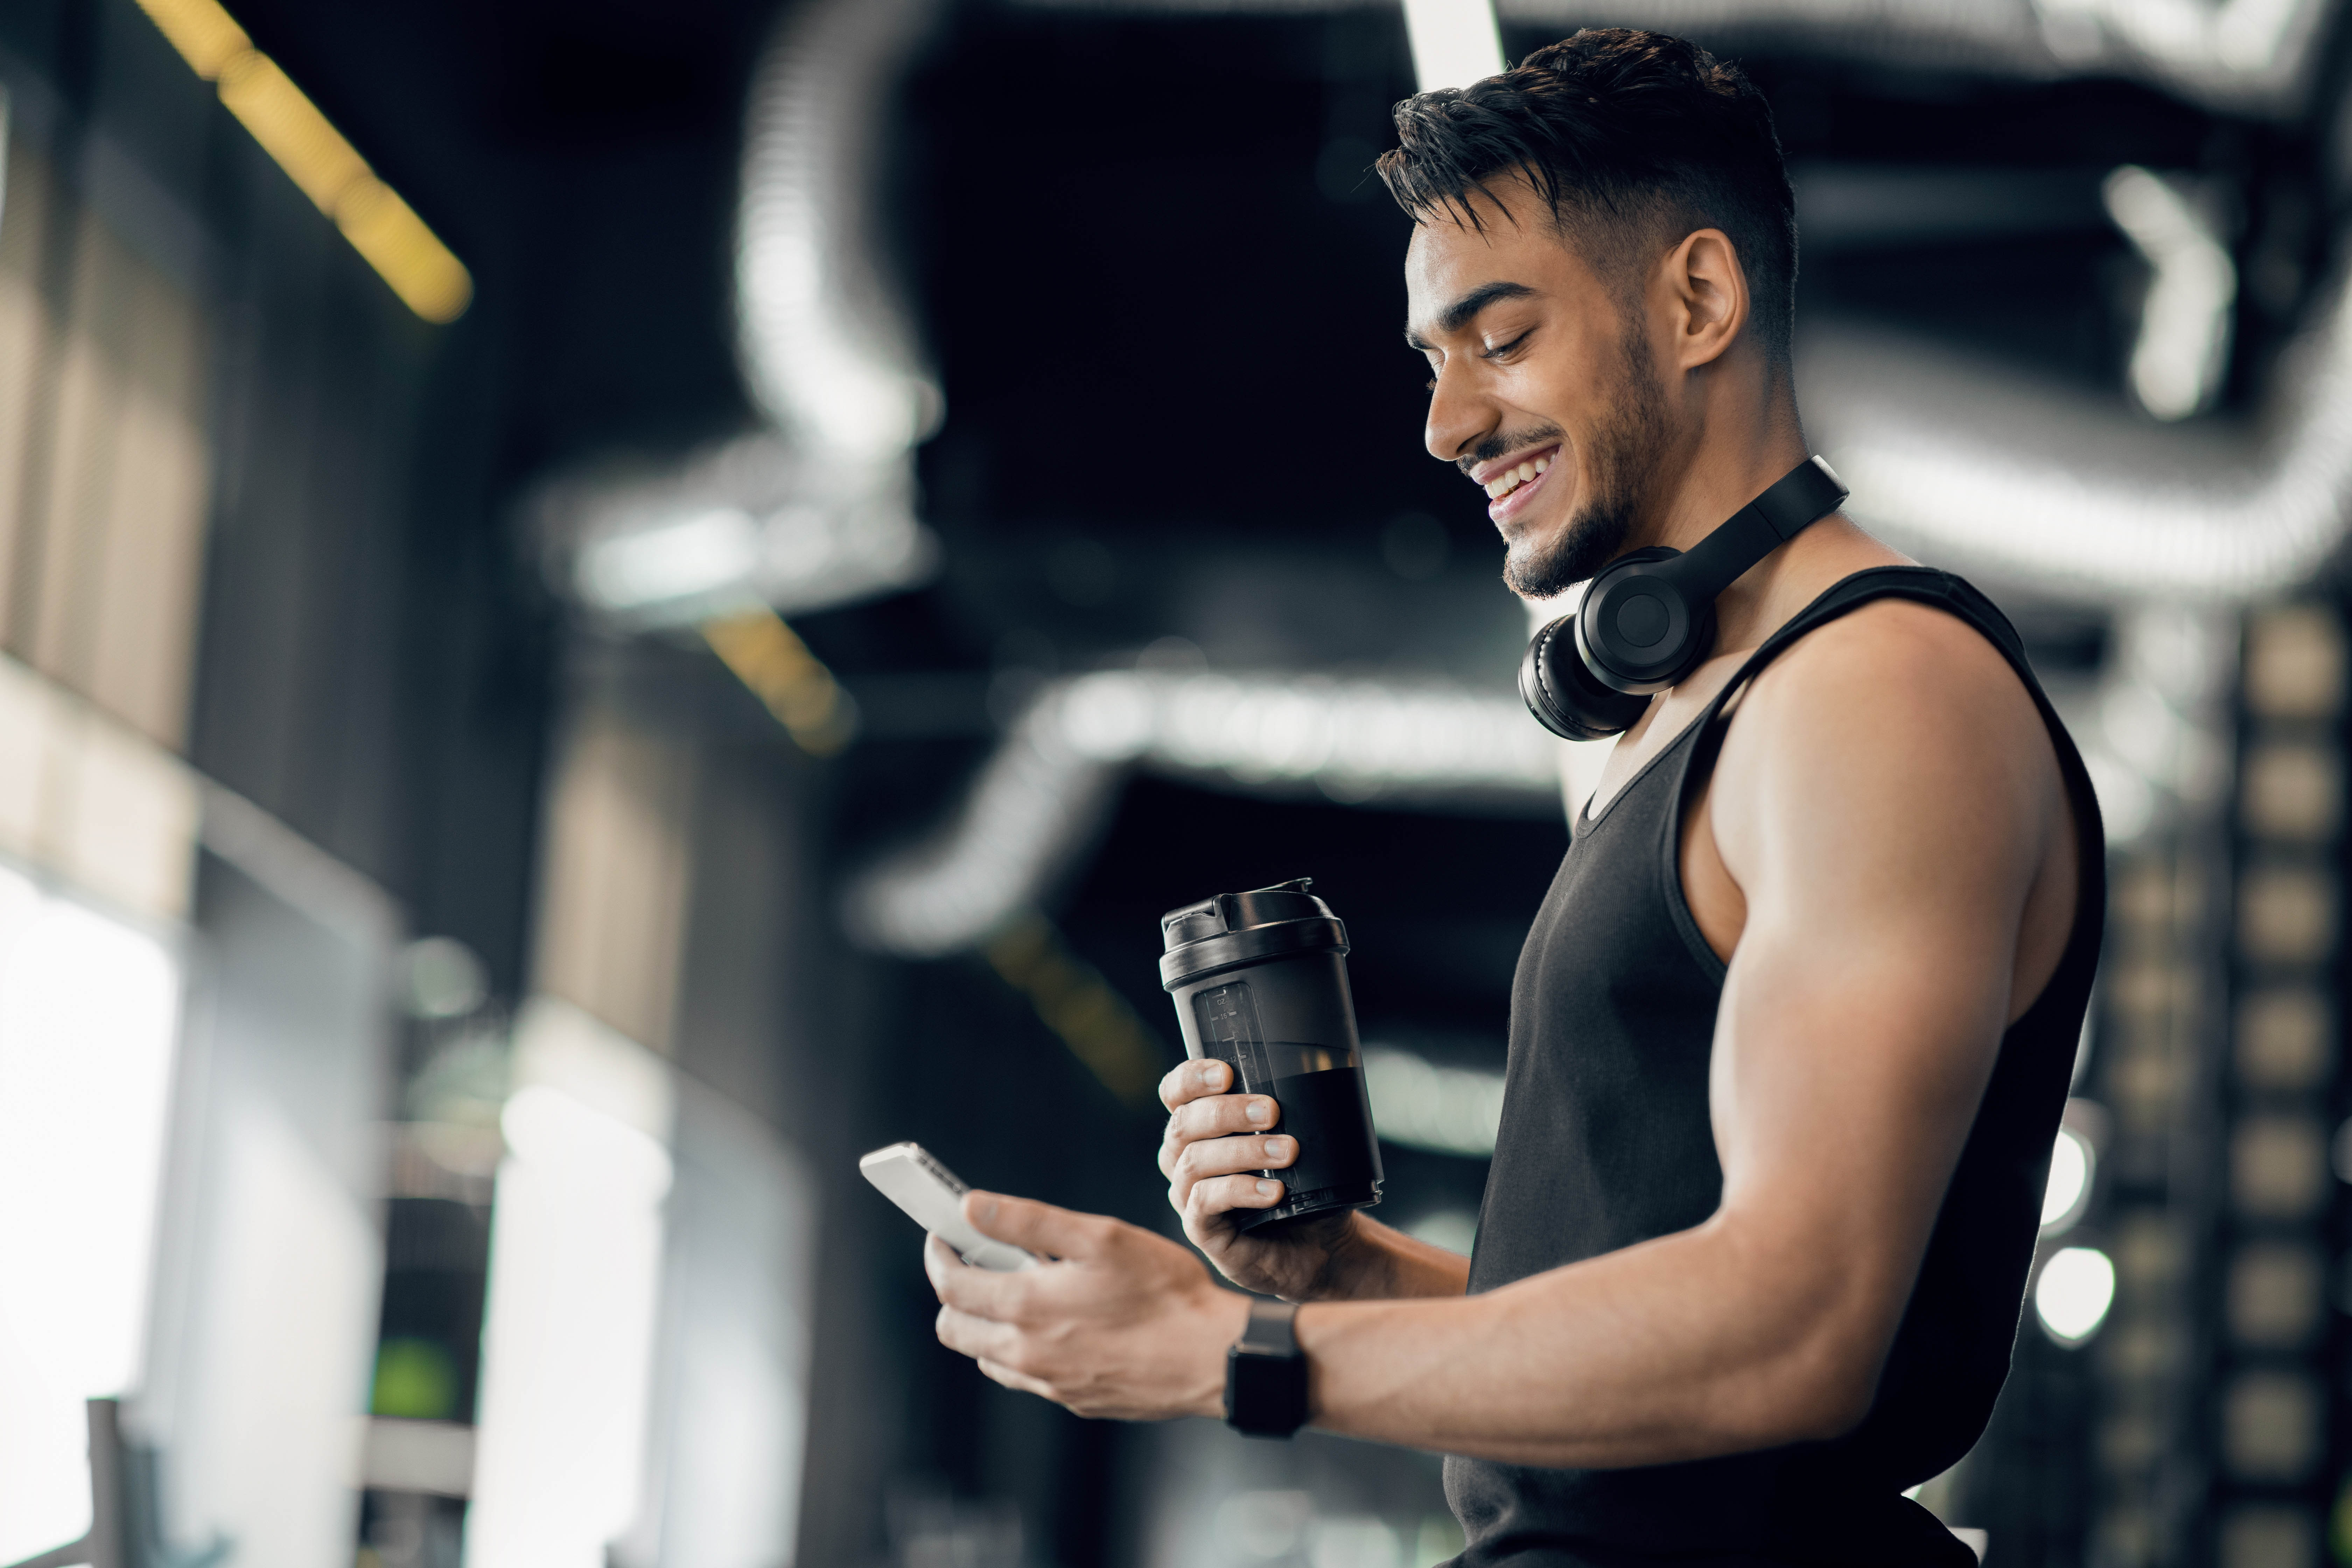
[1158,878,1382,1230]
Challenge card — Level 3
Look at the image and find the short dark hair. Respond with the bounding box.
[1377,29,1797,359]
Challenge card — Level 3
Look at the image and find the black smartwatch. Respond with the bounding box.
[1224,1297,1308,1438]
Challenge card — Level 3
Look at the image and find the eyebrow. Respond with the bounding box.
[1404,280,1539,351]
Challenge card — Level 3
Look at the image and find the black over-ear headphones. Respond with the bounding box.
[1518,455,1850,740]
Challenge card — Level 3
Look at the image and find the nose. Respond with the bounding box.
[1423,357,1494,468]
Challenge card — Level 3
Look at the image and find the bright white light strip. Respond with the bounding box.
[2104,166,2236,421]
[845,671,1558,957]
[467,1083,674,1568]
[2033,1245,2117,1345]
[576,508,761,612]
[541,434,940,627]
[0,874,182,1562]
[736,0,943,460]
[1060,669,1559,794]
[1403,0,1505,91]
[2040,1126,2092,1230]
[1363,1046,1505,1156]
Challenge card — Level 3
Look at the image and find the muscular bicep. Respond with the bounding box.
[1700,607,2062,1368]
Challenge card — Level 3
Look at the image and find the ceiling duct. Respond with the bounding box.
[535,0,946,630]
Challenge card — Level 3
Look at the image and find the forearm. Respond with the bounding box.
[1288,1219,1878,1467]
[1303,1212,1471,1301]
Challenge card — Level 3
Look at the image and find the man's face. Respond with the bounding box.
[1404,182,1671,598]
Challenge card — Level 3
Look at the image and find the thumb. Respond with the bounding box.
[963,1190,1112,1260]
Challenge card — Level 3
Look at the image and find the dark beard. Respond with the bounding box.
[1499,329,1671,598]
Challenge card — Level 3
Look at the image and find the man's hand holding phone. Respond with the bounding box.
[923,1190,1247,1422]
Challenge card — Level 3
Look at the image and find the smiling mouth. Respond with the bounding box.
[1483,448,1556,509]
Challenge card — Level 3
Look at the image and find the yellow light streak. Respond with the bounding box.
[701,608,858,756]
[130,0,472,323]
[132,0,249,77]
[985,913,1168,1110]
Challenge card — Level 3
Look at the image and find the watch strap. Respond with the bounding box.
[1239,1296,1299,1355]
[1225,1298,1307,1439]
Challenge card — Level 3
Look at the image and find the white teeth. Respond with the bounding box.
[1483,453,1556,502]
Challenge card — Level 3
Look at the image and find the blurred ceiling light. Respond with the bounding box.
[2028,0,2326,103]
[843,671,1555,957]
[1403,0,1506,91]
[1363,1046,1505,1156]
[702,607,859,756]
[130,0,471,322]
[1058,668,1560,797]
[736,0,944,460]
[539,440,938,633]
[2040,1125,2094,1231]
[576,509,761,612]
[2033,1245,2118,1345]
[2054,603,2235,845]
[2105,166,2237,420]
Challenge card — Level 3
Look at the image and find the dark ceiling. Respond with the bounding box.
[192,0,2308,649]
[9,0,2324,1013]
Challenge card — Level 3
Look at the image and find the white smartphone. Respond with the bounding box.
[859,1142,1038,1272]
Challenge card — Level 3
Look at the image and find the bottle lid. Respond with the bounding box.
[1158,877,1349,990]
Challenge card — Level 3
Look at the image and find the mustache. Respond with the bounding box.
[1456,424,1567,478]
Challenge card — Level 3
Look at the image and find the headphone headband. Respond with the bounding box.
[1665,455,1849,607]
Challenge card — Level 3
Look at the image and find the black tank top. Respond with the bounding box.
[1444,568,2106,1567]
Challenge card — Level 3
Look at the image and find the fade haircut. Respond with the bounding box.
[1377,29,1798,360]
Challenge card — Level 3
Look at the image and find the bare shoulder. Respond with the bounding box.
[1711,595,2063,891]
[1736,596,2045,749]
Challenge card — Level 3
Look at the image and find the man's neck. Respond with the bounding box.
[1634,394,1846,663]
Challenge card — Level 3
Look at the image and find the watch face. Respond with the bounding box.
[1226,1343,1309,1438]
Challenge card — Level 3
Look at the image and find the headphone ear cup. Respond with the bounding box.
[1519,616,1652,741]
[1575,547,1708,695]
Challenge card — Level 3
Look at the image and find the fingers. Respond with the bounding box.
[1157,1092,1282,1177]
[936,1302,1022,1365]
[976,1357,1058,1400]
[964,1190,1117,1259]
[1164,1132,1297,1204]
[1185,1172,1287,1223]
[1160,1056,1232,1111]
[924,1235,1031,1318]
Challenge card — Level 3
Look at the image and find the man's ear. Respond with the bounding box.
[1665,228,1748,370]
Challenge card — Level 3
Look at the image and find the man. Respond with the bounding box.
[925,29,2102,1565]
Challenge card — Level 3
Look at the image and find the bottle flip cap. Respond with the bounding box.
[1159,878,1349,991]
